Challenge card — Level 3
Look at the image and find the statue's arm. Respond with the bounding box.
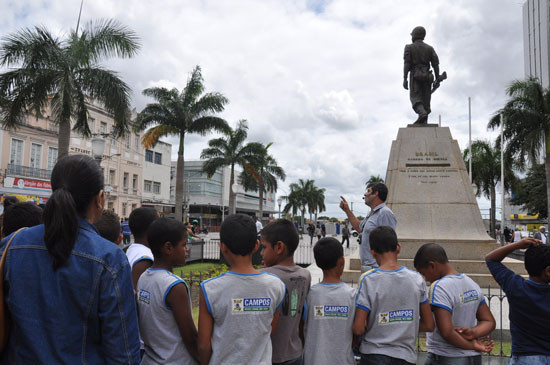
[431,48,440,79]
[403,46,411,89]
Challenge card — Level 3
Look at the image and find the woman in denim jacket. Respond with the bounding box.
[0,155,140,364]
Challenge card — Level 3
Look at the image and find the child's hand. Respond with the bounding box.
[454,326,475,340]
[516,238,539,249]
[472,336,494,353]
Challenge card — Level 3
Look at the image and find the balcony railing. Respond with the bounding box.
[7,164,52,180]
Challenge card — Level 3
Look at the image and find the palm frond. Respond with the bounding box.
[188,116,229,136]
[141,124,178,149]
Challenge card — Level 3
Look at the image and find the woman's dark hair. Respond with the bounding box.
[43,155,104,270]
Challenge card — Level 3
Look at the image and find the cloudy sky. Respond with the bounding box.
[3,0,525,218]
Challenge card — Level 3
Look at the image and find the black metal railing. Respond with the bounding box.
[7,163,52,180]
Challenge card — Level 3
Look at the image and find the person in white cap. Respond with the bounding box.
[534,226,547,244]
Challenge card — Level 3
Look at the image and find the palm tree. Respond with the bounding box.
[366,175,384,187]
[0,20,140,158]
[239,143,286,220]
[308,185,326,224]
[488,77,550,226]
[283,179,316,232]
[201,120,264,215]
[137,66,229,222]
[463,140,517,238]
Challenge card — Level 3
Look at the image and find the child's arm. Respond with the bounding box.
[131,260,153,289]
[352,308,368,336]
[455,303,496,340]
[198,289,213,365]
[166,283,199,362]
[433,307,492,352]
[486,238,539,262]
[418,301,435,332]
[271,308,281,335]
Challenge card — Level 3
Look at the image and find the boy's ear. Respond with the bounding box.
[162,241,174,255]
[275,241,286,254]
[396,243,401,255]
[543,266,550,281]
[115,233,123,245]
[252,239,260,254]
[337,256,345,268]
[370,249,377,259]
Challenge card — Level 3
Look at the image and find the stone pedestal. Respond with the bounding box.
[343,126,526,288]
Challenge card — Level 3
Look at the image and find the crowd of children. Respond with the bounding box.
[1,195,549,364]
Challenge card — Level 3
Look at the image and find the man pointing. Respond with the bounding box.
[340,182,396,272]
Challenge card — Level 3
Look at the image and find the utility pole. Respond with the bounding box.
[468,97,472,184]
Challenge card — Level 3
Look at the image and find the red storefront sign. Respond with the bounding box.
[11,178,52,192]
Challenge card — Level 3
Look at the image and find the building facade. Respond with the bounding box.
[141,140,172,214]
[0,101,146,220]
[169,160,276,228]
[523,0,550,87]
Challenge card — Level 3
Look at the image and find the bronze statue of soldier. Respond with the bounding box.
[403,26,446,125]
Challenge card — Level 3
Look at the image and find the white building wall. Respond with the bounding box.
[142,141,172,205]
[524,0,550,87]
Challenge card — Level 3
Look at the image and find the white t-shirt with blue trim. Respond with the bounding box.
[126,242,154,268]
[427,273,486,357]
[356,266,428,364]
[137,268,196,365]
[200,272,285,365]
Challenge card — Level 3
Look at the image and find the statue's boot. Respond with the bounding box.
[413,105,428,124]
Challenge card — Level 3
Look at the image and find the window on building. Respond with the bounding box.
[133,174,138,190]
[100,122,107,134]
[145,150,153,162]
[125,134,131,149]
[89,118,95,134]
[47,147,58,171]
[109,169,116,186]
[135,134,140,149]
[123,172,129,188]
[30,143,42,169]
[107,201,114,210]
[153,182,161,194]
[122,203,127,217]
[154,152,162,165]
[144,180,152,192]
[10,139,23,166]
[131,203,137,212]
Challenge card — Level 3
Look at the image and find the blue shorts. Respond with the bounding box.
[425,353,481,365]
[509,355,550,365]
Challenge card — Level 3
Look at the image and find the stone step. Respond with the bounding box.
[344,256,527,289]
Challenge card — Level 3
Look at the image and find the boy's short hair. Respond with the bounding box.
[261,219,299,255]
[3,202,43,237]
[524,245,550,277]
[147,217,186,258]
[314,237,343,270]
[220,214,257,256]
[413,243,449,269]
[369,226,398,253]
[129,207,158,238]
[94,210,121,243]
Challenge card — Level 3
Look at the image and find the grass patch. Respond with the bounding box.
[173,262,225,278]
[192,306,199,327]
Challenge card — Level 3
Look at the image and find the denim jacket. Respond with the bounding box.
[0,219,140,364]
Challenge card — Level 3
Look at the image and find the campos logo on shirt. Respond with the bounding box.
[138,289,151,305]
[314,305,349,319]
[378,309,414,324]
[460,290,479,304]
[232,298,271,313]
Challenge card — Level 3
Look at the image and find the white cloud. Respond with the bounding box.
[2,0,524,216]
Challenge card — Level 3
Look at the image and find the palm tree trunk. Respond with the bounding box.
[229,164,235,215]
[490,185,496,239]
[546,150,550,229]
[258,182,264,220]
[175,134,185,222]
[58,120,71,159]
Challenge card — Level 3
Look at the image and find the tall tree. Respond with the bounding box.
[240,143,286,220]
[201,120,264,216]
[307,185,326,224]
[463,140,516,238]
[509,163,547,218]
[0,20,140,158]
[366,175,384,187]
[137,66,229,222]
[488,77,550,225]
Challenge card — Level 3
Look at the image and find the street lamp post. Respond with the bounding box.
[277,197,283,218]
[91,137,106,166]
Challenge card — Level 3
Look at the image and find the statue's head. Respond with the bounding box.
[411,26,426,41]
